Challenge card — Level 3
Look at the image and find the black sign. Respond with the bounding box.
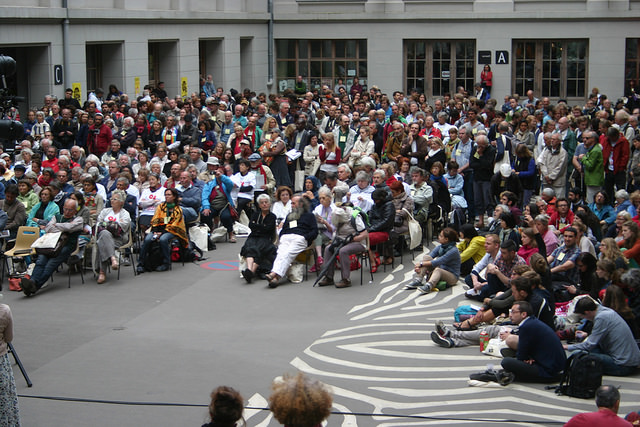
[54,65,63,85]
[478,51,491,65]
[496,51,509,65]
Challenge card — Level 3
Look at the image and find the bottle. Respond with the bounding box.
[479,331,490,352]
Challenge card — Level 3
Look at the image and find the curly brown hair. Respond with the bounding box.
[207,386,245,427]
[269,372,332,427]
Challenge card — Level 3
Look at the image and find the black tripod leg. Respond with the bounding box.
[8,343,32,387]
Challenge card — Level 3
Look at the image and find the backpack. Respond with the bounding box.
[143,240,164,272]
[171,240,204,263]
[555,351,603,399]
[350,206,370,231]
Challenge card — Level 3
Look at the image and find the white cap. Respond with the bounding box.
[499,163,512,178]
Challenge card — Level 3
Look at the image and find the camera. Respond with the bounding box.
[0,55,25,143]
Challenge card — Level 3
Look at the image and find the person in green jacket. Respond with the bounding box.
[17,179,39,216]
[579,130,604,205]
[26,186,60,232]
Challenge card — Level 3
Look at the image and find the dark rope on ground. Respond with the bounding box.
[17,394,566,424]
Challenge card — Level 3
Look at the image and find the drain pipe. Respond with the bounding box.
[62,0,70,88]
[266,0,274,88]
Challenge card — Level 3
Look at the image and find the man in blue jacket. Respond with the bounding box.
[200,165,235,241]
[176,171,201,224]
[501,300,566,382]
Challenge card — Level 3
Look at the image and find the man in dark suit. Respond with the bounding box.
[501,300,566,382]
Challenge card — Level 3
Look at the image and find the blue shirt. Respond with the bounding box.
[549,244,581,284]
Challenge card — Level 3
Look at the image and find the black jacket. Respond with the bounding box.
[369,199,395,233]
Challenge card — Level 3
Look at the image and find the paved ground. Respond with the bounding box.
[3,239,639,426]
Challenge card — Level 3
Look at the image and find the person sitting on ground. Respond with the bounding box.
[405,227,461,294]
[265,195,318,288]
[202,385,245,427]
[499,300,566,383]
[547,226,582,301]
[240,194,277,283]
[565,385,633,427]
[94,190,131,284]
[317,203,369,289]
[565,297,640,376]
[498,211,521,247]
[21,198,84,296]
[466,239,526,302]
[457,224,485,277]
[517,227,545,265]
[464,233,501,298]
[366,188,395,270]
[269,372,332,427]
[136,187,188,273]
[618,220,640,266]
[603,284,639,338]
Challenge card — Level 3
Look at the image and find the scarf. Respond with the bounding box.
[438,241,456,256]
[430,174,446,185]
[150,202,188,247]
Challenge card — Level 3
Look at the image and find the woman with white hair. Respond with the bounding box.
[348,171,374,212]
[32,110,50,141]
[95,189,131,284]
[240,193,277,283]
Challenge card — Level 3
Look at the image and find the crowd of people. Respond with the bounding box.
[1,78,639,414]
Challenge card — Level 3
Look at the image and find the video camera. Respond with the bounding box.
[0,55,24,142]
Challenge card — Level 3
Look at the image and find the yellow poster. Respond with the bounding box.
[71,83,82,102]
[181,77,188,99]
[134,77,140,97]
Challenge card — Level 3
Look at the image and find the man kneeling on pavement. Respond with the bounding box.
[22,199,84,296]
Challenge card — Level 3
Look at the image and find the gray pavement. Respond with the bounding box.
[3,239,639,426]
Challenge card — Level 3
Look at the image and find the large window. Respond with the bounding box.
[276,39,367,92]
[85,44,102,95]
[626,38,640,92]
[405,40,475,99]
[513,40,587,99]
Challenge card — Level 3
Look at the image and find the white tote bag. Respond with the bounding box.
[403,209,422,250]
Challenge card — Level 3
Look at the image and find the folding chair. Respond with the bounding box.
[116,228,136,280]
[4,226,39,273]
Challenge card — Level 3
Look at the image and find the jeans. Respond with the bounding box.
[323,241,366,281]
[181,206,198,224]
[587,348,638,376]
[202,205,234,233]
[473,180,492,220]
[138,232,174,267]
[478,273,508,300]
[32,244,75,289]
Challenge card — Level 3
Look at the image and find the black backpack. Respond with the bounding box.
[143,240,164,272]
[556,351,603,399]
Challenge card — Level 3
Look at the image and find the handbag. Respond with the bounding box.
[217,180,239,221]
[31,231,69,257]
[403,208,422,250]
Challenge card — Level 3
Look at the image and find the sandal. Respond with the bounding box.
[453,319,477,331]
[97,272,107,284]
[228,236,237,243]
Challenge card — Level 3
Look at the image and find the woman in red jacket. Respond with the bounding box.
[480,64,493,91]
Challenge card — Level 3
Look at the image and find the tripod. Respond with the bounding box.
[8,343,32,387]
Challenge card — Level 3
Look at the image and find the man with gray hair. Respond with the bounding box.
[21,198,84,296]
[265,195,318,288]
[539,132,568,198]
[565,385,631,426]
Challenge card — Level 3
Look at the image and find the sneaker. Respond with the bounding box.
[435,320,448,337]
[335,278,351,288]
[155,264,170,272]
[21,277,37,296]
[430,331,453,348]
[417,283,432,294]
[317,277,334,287]
[404,279,422,290]
[121,256,131,266]
[136,265,145,274]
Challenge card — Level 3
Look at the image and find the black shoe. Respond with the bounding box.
[430,331,453,348]
[136,265,145,274]
[155,264,170,272]
[469,369,515,386]
[242,269,254,284]
[404,279,422,290]
[268,280,279,289]
[21,277,37,296]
